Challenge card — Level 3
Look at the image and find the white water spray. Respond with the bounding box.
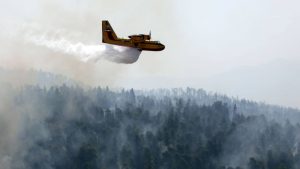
[22,25,141,64]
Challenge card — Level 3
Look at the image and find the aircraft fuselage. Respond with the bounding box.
[102,21,165,51]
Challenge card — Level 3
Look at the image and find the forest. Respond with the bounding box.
[0,83,298,169]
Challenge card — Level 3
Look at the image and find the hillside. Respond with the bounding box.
[0,82,299,169]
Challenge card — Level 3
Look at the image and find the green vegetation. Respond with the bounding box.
[8,86,300,169]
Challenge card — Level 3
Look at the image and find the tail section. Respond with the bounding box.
[102,20,118,42]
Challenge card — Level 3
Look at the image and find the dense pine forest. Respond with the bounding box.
[0,83,299,169]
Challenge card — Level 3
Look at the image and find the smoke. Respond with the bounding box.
[23,24,141,64]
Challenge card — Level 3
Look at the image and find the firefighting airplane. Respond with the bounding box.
[102,20,165,51]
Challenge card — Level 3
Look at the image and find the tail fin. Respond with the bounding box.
[102,20,118,42]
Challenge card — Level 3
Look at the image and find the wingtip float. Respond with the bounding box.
[102,20,165,51]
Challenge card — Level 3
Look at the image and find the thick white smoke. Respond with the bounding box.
[22,24,141,64]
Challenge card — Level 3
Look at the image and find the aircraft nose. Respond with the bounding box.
[160,44,165,50]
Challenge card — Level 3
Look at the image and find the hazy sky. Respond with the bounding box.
[1,0,300,108]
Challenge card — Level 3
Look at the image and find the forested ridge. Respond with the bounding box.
[1,85,300,169]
